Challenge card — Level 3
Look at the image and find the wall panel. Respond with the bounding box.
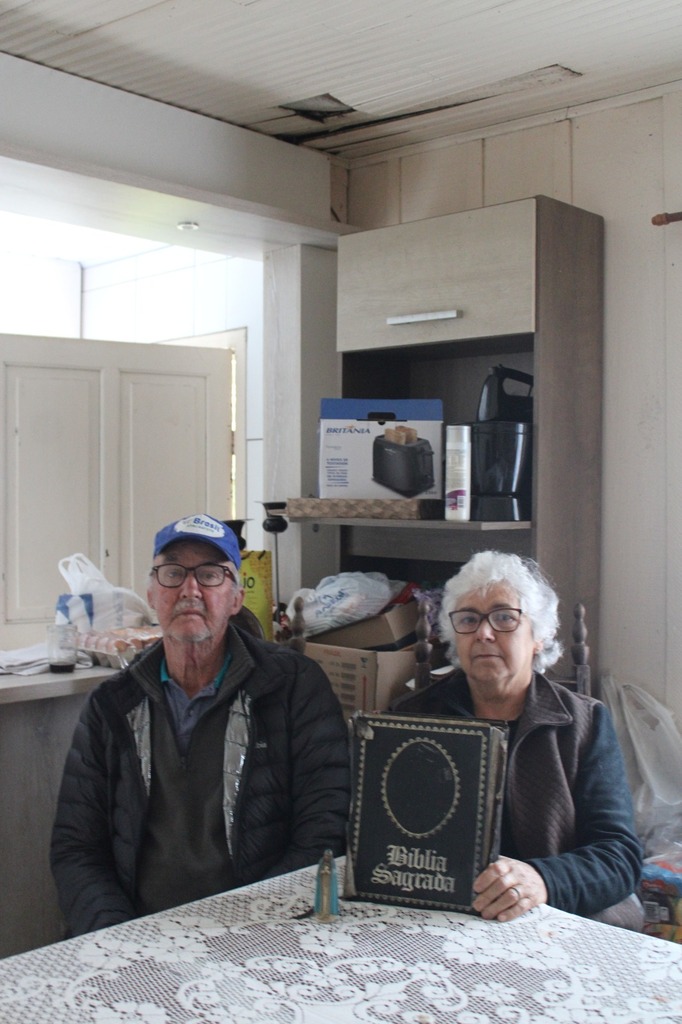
[484,121,572,206]
[348,162,401,228]
[572,100,667,702]
[662,90,682,724]
[400,140,483,222]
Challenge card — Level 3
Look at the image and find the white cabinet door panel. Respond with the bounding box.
[118,367,228,597]
[6,365,101,621]
[1,335,231,648]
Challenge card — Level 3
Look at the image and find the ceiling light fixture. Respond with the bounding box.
[177,220,199,231]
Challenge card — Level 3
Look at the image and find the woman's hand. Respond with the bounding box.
[472,856,548,922]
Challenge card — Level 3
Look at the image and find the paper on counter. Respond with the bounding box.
[0,643,93,675]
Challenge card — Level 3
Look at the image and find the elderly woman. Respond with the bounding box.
[394,550,643,930]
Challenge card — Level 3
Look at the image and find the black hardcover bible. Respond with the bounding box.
[344,711,509,912]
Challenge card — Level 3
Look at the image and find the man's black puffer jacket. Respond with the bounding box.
[50,627,351,936]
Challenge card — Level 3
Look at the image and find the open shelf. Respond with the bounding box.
[287,516,531,530]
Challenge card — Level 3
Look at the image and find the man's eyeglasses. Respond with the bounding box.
[151,563,237,588]
[449,607,523,634]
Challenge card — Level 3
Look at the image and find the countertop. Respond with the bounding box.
[0,665,116,704]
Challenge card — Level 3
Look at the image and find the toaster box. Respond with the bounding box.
[319,398,443,499]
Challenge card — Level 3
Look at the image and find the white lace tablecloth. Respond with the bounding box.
[1,861,681,1024]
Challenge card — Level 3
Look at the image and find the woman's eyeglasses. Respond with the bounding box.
[449,607,523,634]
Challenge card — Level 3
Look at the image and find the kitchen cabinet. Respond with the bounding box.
[0,335,232,650]
[304,196,603,671]
[337,199,536,351]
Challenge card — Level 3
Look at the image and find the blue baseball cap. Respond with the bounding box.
[153,514,241,568]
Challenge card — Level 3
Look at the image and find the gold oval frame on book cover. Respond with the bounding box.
[381,737,460,838]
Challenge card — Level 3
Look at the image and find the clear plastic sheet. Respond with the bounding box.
[601,675,682,857]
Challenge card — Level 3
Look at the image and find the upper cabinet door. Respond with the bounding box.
[337,199,536,352]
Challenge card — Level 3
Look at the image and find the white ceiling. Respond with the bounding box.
[2,0,682,262]
[3,0,682,159]
[0,209,174,266]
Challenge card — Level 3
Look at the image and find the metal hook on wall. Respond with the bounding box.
[652,211,682,225]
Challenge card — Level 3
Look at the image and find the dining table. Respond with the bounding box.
[0,858,681,1024]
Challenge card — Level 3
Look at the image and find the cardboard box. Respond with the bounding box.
[318,398,443,500]
[305,642,416,720]
[286,497,444,520]
[312,600,419,651]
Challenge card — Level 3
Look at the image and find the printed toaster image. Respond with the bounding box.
[372,425,435,496]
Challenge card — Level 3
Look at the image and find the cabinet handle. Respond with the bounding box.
[386,310,462,325]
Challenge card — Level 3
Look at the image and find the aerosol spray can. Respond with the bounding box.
[445,424,471,521]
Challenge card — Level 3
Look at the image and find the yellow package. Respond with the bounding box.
[240,550,274,641]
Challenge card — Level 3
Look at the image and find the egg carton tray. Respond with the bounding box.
[78,630,162,670]
[79,645,137,669]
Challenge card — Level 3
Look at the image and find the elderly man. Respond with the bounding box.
[51,513,350,937]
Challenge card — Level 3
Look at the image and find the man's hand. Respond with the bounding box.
[472,855,548,922]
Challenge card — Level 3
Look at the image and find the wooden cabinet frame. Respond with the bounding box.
[333,196,603,674]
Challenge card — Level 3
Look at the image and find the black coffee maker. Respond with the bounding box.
[470,365,533,522]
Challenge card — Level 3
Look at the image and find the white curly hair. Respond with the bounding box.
[438,550,563,673]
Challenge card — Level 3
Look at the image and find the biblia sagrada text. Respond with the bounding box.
[371,845,456,894]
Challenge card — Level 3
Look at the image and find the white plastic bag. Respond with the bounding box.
[601,674,682,856]
[286,571,404,637]
[55,552,153,632]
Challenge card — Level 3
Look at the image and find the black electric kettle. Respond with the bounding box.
[476,365,534,423]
